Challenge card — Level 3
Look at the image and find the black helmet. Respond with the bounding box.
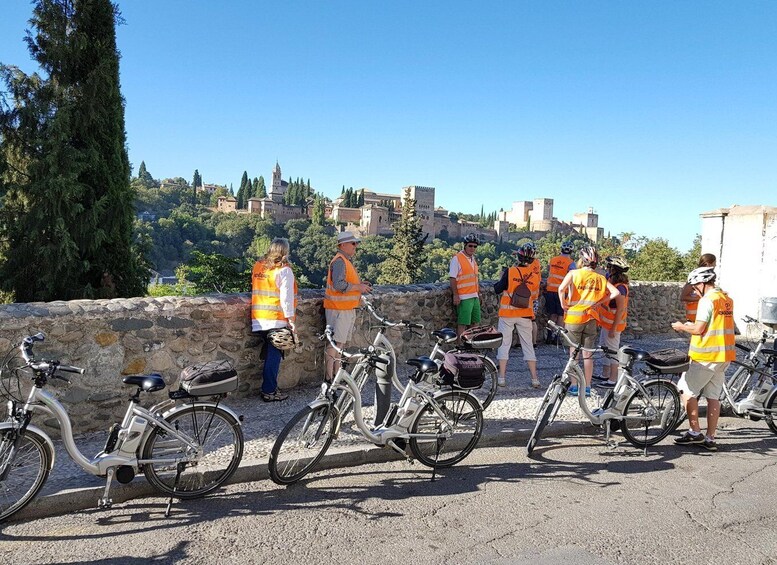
[560,240,574,254]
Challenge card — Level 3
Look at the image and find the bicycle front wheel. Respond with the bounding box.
[0,428,52,522]
[620,381,681,447]
[721,364,752,413]
[765,391,777,435]
[142,404,244,499]
[526,378,564,456]
[409,390,483,468]
[268,404,337,485]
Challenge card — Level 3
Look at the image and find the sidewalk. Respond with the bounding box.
[15,332,689,521]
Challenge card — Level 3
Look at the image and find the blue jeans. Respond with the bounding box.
[262,340,282,394]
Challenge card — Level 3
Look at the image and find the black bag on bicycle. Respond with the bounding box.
[440,352,485,389]
[178,360,238,395]
[644,348,690,374]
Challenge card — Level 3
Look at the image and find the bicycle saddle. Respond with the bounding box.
[406,356,438,374]
[122,374,166,393]
[432,328,458,343]
[620,347,649,360]
[761,348,777,357]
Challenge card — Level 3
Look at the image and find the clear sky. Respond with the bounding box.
[2,1,776,252]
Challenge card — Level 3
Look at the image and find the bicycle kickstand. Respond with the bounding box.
[165,462,185,518]
[604,421,618,450]
[98,467,115,509]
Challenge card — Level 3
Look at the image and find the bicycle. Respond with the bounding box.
[0,333,244,522]
[526,321,681,456]
[267,326,484,485]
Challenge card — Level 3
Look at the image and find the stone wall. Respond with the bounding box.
[0,281,683,435]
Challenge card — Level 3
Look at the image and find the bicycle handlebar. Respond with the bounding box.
[362,299,424,331]
[18,333,85,380]
[321,326,388,365]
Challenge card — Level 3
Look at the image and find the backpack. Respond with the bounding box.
[510,272,532,309]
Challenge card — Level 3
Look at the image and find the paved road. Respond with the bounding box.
[2,417,776,565]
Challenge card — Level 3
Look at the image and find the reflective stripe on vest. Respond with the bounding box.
[593,283,629,332]
[323,252,362,310]
[251,264,298,322]
[499,265,539,318]
[689,290,736,363]
[685,300,698,322]
[563,269,607,325]
[546,255,573,292]
[454,251,479,297]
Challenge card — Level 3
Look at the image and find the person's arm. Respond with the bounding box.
[610,290,626,338]
[330,257,348,292]
[680,283,699,303]
[557,271,574,311]
[493,268,509,294]
[277,267,297,331]
[449,256,461,305]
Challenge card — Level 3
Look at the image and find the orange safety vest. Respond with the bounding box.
[323,252,362,310]
[453,251,479,297]
[685,300,698,322]
[689,290,735,363]
[252,263,298,322]
[546,254,573,293]
[530,258,541,303]
[563,269,608,325]
[592,283,629,332]
[499,265,540,319]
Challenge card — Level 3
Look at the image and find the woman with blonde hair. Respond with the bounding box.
[251,238,298,402]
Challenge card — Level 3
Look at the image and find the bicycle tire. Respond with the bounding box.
[721,364,753,413]
[333,363,368,421]
[409,390,483,468]
[268,404,337,485]
[142,404,244,499]
[526,380,563,457]
[620,381,680,447]
[765,390,777,435]
[0,429,52,522]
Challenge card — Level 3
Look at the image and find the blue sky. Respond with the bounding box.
[2,1,776,252]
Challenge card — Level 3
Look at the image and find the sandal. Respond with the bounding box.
[531,379,541,389]
[261,390,289,402]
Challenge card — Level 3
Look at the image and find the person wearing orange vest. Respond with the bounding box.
[544,240,576,343]
[324,231,372,381]
[449,233,481,339]
[591,256,630,386]
[671,266,734,452]
[679,253,716,322]
[494,242,541,388]
[557,245,619,397]
[251,238,298,402]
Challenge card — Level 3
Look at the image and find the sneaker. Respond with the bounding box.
[592,374,608,381]
[498,377,507,387]
[261,390,289,402]
[596,381,616,389]
[568,385,579,396]
[531,379,542,389]
[674,431,705,445]
[702,437,718,452]
[584,386,591,397]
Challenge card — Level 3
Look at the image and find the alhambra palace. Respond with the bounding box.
[214,162,606,244]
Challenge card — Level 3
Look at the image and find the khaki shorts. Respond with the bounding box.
[677,360,728,400]
[565,319,599,349]
[325,309,356,344]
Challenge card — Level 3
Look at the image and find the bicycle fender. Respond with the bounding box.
[159,401,243,426]
[0,422,56,470]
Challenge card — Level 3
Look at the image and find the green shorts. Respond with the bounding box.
[457,297,482,325]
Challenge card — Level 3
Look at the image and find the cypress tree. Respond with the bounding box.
[379,187,426,285]
[256,175,267,198]
[0,0,147,301]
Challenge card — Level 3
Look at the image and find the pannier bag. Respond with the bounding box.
[178,360,238,396]
[510,276,532,309]
[644,348,690,374]
[460,325,503,350]
[439,351,485,389]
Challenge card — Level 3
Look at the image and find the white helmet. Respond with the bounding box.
[267,328,297,351]
[687,266,716,285]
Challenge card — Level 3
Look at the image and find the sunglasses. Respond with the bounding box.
[466,244,478,248]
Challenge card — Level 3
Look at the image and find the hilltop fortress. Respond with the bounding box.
[216,162,605,243]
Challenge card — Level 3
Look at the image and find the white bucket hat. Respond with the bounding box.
[337,231,361,245]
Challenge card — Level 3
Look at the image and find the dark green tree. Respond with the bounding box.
[137,160,155,188]
[357,189,365,207]
[191,169,201,204]
[0,0,148,301]
[256,175,267,198]
[311,194,326,226]
[378,187,427,284]
[236,171,249,209]
[176,250,247,294]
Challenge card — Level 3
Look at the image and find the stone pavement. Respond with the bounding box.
[15,332,691,521]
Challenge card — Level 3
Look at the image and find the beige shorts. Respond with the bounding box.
[677,360,728,400]
[565,319,599,349]
[325,309,356,344]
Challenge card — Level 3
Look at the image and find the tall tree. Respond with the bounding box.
[311,194,326,226]
[379,187,427,284]
[137,160,155,188]
[236,170,249,209]
[0,0,147,301]
[191,169,201,204]
[256,175,267,198]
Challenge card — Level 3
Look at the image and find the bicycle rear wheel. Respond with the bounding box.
[620,381,680,447]
[526,377,565,456]
[765,391,777,435]
[0,428,52,522]
[142,404,244,499]
[470,355,498,410]
[268,404,337,485]
[409,390,483,468]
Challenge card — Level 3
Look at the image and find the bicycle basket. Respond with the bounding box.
[644,348,690,374]
[460,325,503,350]
[177,360,238,396]
[439,351,485,389]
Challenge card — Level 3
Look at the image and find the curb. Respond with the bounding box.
[13,418,586,523]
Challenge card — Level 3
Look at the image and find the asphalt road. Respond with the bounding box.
[2,418,776,565]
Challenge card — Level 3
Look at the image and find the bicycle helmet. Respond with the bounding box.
[605,255,629,272]
[516,242,536,266]
[687,266,716,285]
[560,240,574,254]
[267,327,297,351]
[463,233,479,245]
[578,245,599,267]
